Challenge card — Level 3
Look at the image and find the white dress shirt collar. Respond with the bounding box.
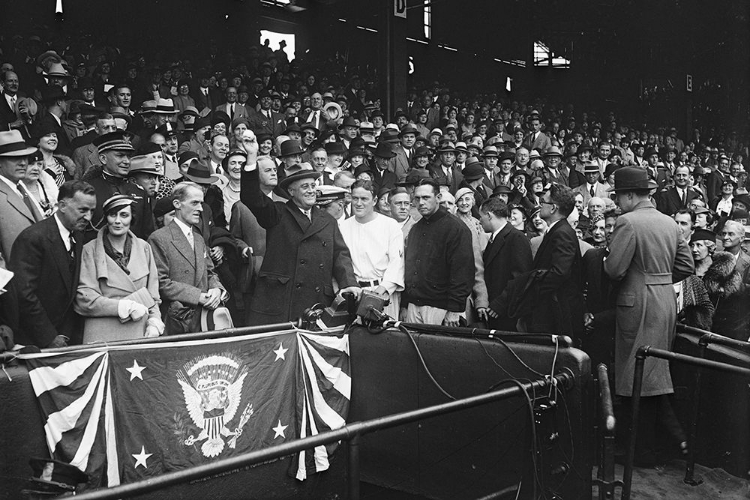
[53,213,72,251]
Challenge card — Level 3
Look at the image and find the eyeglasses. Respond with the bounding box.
[539,200,556,207]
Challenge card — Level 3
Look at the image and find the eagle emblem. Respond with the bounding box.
[177,354,253,458]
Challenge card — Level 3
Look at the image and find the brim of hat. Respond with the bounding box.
[152,110,178,114]
[279,170,322,190]
[373,152,396,159]
[101,146,136,153]
[103,199,137,213]
[464,174,484,181]
[128,168,160,176]
[185,173,220,184]
[0,145,39,157]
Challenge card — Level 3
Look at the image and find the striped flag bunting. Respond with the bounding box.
[21,327,350,489]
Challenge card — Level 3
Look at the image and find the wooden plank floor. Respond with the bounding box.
[594,460,750,499]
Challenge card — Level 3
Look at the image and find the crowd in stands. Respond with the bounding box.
[0,32,747,359]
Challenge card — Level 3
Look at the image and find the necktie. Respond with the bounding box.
[10,95,16,110]
[590,185,595,197]
[186,229,194,249]
[230,104,235,118]
[68,234,76,271]
[303,209,311,221]
[681,188,687,206]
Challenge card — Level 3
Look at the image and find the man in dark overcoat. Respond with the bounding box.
[523,183,584,338]
[240,133,359,325]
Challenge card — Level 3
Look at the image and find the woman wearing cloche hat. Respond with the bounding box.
[75,194,165,343]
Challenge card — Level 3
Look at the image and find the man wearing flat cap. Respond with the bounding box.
[604,166,694,465]
[239,132,359,325]
[82,131,154,242]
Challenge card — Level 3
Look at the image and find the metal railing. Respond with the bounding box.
[593,363,621,499]
[680,327,750,485]
[71,369,576,500]
[622,345,750,500]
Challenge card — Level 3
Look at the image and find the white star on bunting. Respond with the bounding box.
[132,446,152,469]
[273,343,288,361]
[273,420,288,439]
[126,360,145,381]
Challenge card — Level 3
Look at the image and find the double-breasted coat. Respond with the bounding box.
[604,200,694,396]
[240,167,356,325]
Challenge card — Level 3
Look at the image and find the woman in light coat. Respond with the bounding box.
[75,195,164,342]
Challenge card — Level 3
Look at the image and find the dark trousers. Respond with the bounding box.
[619,394,686,463]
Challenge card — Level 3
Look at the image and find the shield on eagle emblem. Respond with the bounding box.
[177,354,254,458]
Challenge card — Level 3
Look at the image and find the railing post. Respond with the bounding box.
[684,338,707,486]
[597,364,618,499]
[348,433,360,500]
[622,346,648,500]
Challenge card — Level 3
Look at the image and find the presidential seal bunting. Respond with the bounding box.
[21,327,350,489]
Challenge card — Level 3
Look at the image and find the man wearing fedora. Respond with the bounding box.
[82,131,154,242]
[240,134,359,325]
[393,123,417,182]
[338,116,359,150]
[0,131,41,261]
[541,146,568,186]
[481,146,502,191]
[370,142,398,192]
[429,142,463,193]
[574,161,609,206]
[604,166,693,465]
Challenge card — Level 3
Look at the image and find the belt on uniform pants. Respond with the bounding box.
[357,279,381,288]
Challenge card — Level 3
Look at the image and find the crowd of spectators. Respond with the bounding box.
[0,32,747,369]
[0,29,747,469]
